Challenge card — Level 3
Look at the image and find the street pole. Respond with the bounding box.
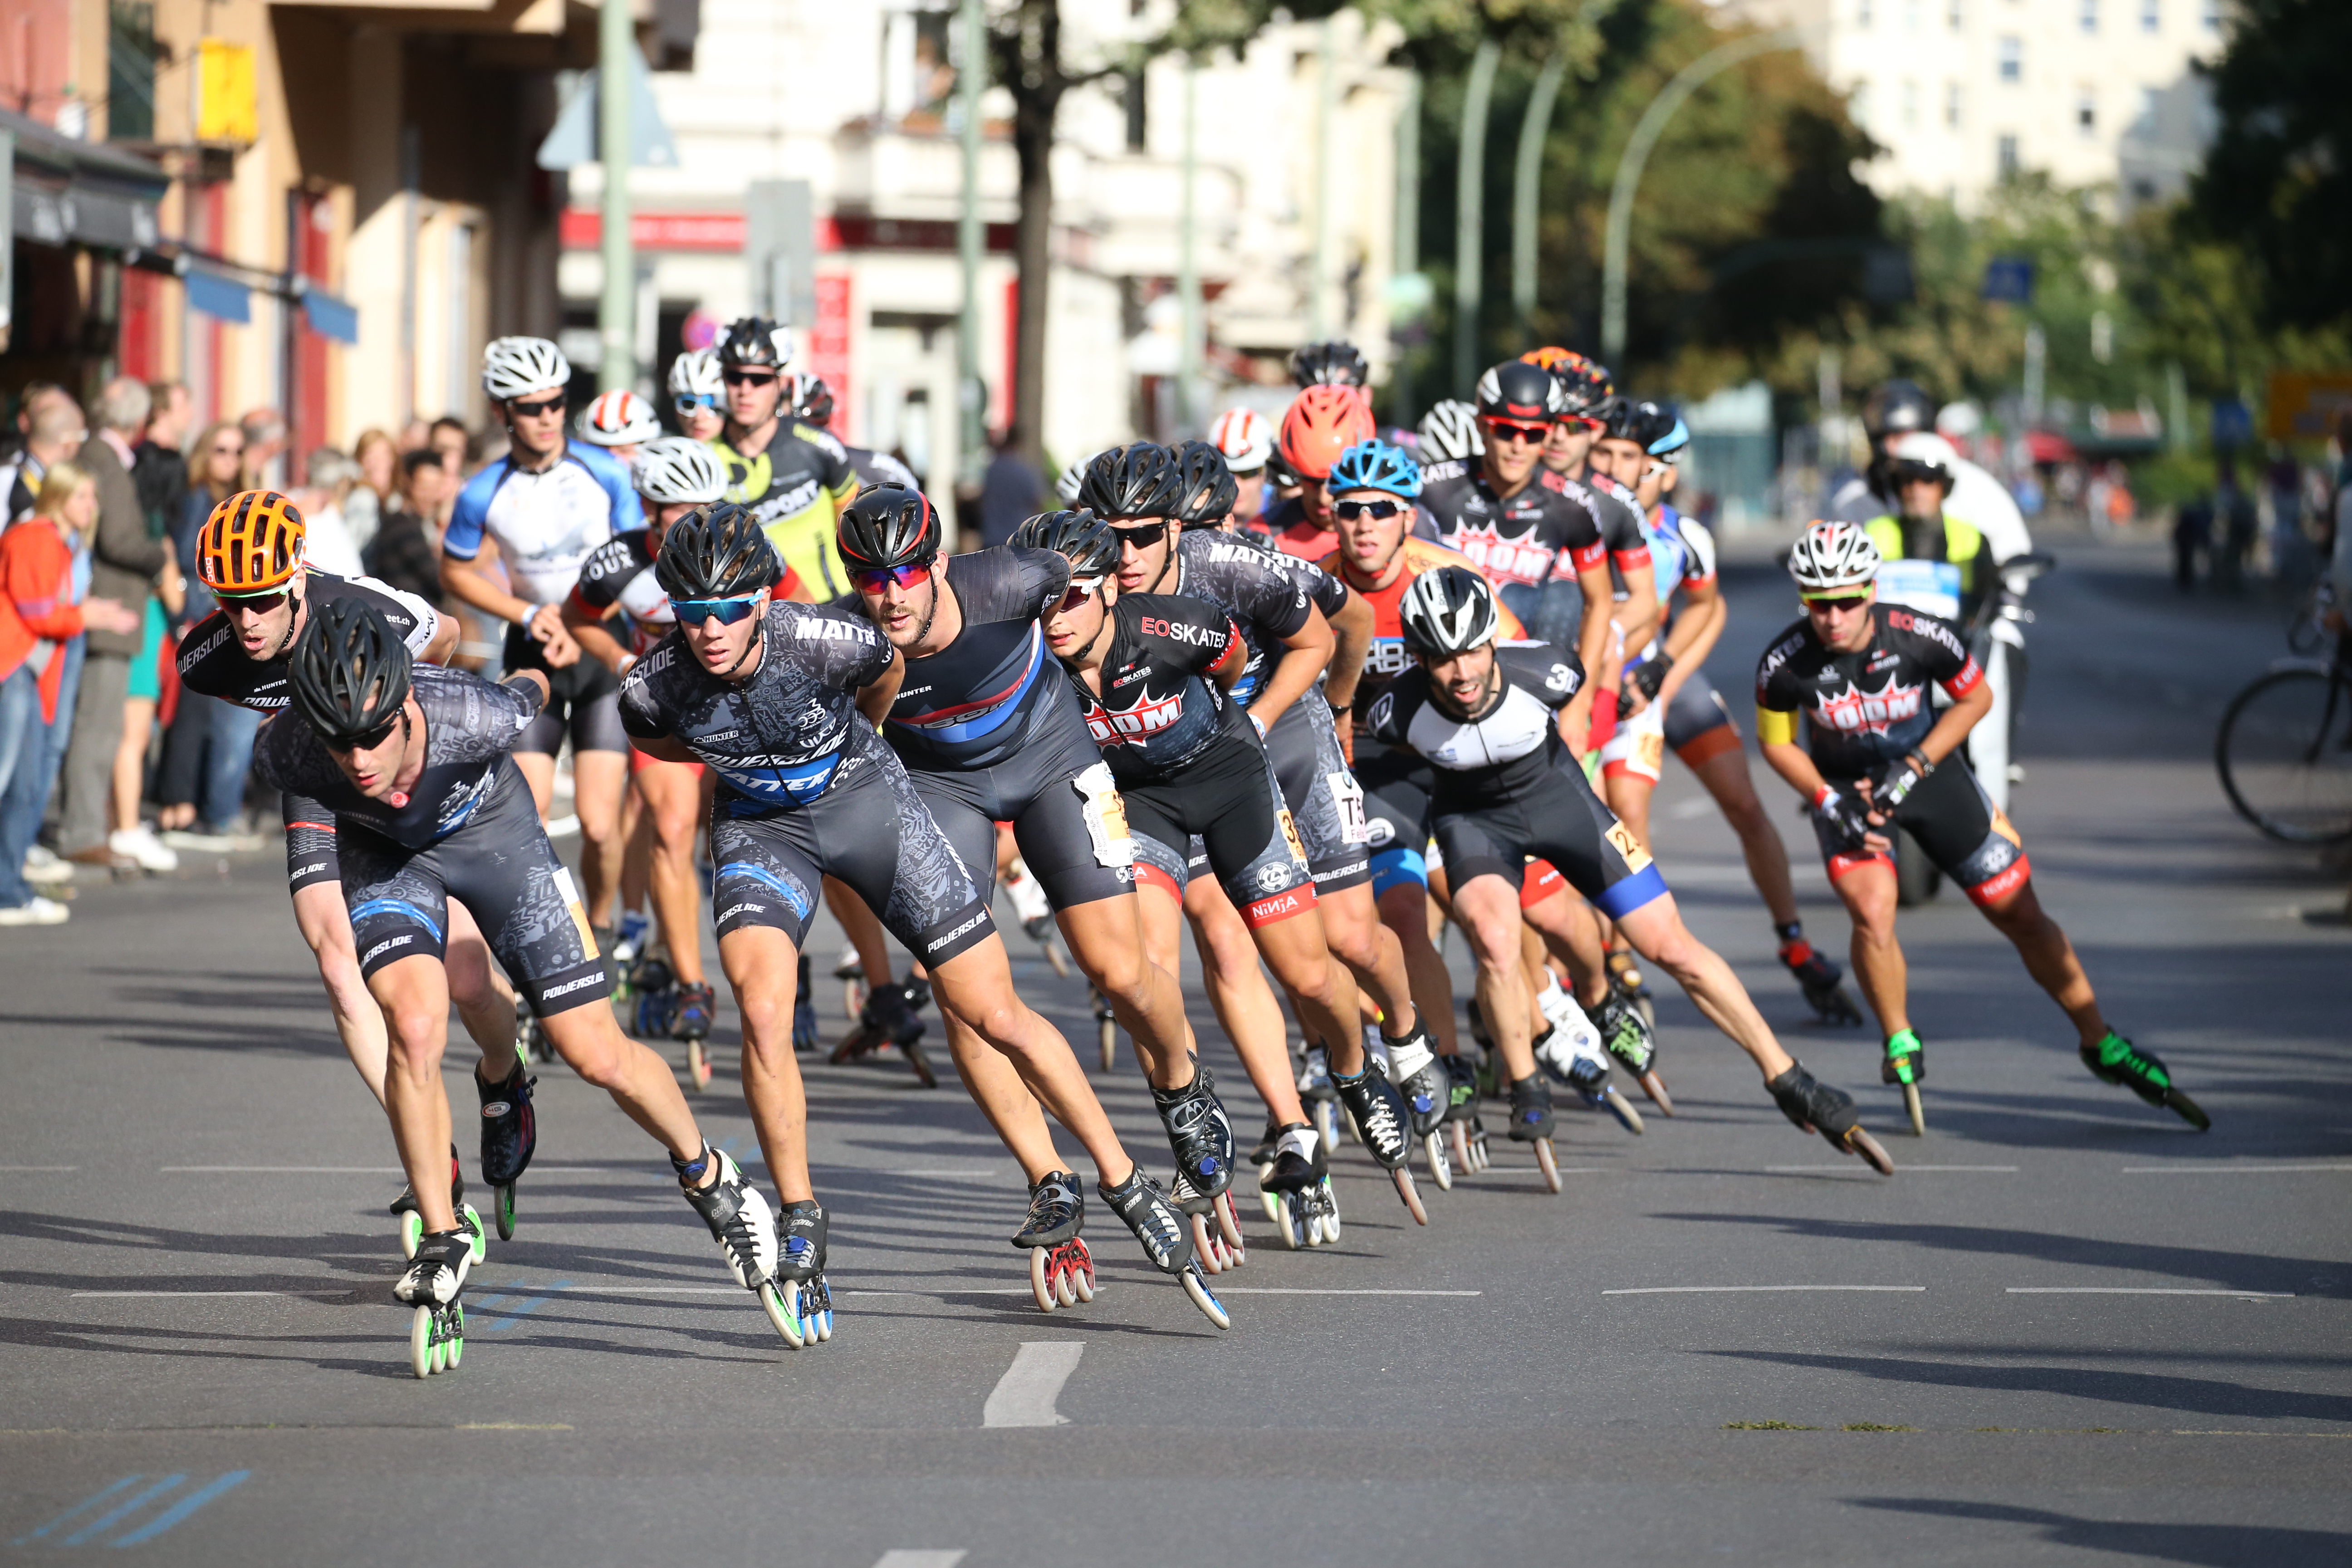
[1511,53,1564,340]
[598,0,635,392]
[1453,38,1499,394]
[1310,18,1336,340]
[1391,69,1419,426]
[1178,56,1200,432]
[957,0,986,473]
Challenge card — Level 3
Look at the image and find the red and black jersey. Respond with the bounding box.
[1754,603,1983,784]
[1418,459,1604,629]
[1541,468,1653,593]
[1065,593,1248,784]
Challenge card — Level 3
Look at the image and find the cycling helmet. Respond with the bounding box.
[1786,520,1883,595]
[1398,565,1501,655]
[835,483,943,571]
[631,436,730,505]
[667,348,723,400]
[1171,440,1240,526]
[1289,340,1370,388]
[1416,399,1484,462]
[1641,404,1690,458]
[1278,386,1377,482]
[1326,439,1422,500]
[655,501,783,601]
[1474,359,1568,422]
[289,598,412,747]
[1886,430,1959,489]
[577,389,662,448]
[1078,443,1185,520]
[787,372,836,427]
[1860,379,1934,441]
[1553,361,1615,425]
[196,489,306,594]
[1209,406,1274,474]
[1054,452,1097,505]
[1011,509,1121,583]
[1519,346,1583,374]
[480,336,571,402]
[717,316,795,371]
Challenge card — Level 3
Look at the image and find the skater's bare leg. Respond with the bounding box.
[718,926,815,1203]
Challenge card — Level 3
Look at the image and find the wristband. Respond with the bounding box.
[1250,710,1267,739]
[1811,784,1838,811]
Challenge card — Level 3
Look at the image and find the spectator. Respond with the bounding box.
[154,423,256,848]
[12,397,92,887]
[133,380,191,543]
[429,416,472,477]
[397,418,431,454]
[9,392,84,524]
[0,462,140,922]
[363,449,454,610]
[58,378,171,869]
[348,429,397,553]
[2173,490,2213,593]
[977,424,1045,549]
[2215,459,2258,591]
[2,382,69,512]
[239,408,288,490]
[292,447,367,576]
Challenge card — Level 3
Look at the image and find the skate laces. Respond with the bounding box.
[2091,1032,2166,1083]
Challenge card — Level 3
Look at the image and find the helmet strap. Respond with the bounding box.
[269,581,306,666]
[722,612,766,680]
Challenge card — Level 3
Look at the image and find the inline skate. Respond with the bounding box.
[390,1145,485,1263]
[1333,1059,1429,1225]
[1256,1122,1339,1249]
[475,1061,536,1241]
[2080,1031,2210,1131]
[1098,1167,1229,1329]
[396,1227,472,1379]
[761,1198,835,1347]
[1013,1170,1096,1312]
[1507,1073,1564,1193]
[1767,1061,1896,1174]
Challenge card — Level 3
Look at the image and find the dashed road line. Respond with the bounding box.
[2006,1287,2295,1298]
[1603,1285,1927,1296]
[871,1553,967,1568]
[106,1471,251,1547]
[2120,1164,2352,1175]
[982,1342,1083,1428]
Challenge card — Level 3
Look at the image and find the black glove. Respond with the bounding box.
[1811,785,1874,852]
[1626,651,1674,704]
[1878,751,1935,811]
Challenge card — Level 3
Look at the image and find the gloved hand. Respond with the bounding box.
[1625,651,1674,704]
[1811,784,1875,852]
[1877,751,1934,811]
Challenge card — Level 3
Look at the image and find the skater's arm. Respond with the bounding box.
[1245,605,1334,733]
[855,649,905,727]
[559,594,637,677]
[1911,673,1991,769]
[1636,583,1723,710]
[1322,586,1373,713]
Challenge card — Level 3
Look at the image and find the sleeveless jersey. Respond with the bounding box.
[875,547,1096,773]
[443,441,635,607]
[177,568,439,715]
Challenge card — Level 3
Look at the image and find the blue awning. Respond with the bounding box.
[300,288,358,345]
[183,266,250,324]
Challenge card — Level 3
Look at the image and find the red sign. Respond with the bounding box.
[559,210,748,251]
[810,273,854,444]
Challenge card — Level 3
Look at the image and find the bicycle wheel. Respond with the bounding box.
[2216,666,2352,842]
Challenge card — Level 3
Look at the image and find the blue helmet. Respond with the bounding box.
[1325,439,1422,500]
[1646,410,1690,459]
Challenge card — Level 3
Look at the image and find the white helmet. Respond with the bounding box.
[481,336,571,402]
[577,389,662,448]
[1786,520,1882,594]
[1055,450,1105,505]
[1886,429,1960,481]
[1416,399,1484,462]
[631,436,730,505]
[1397,564,1501,655]
[667,348,723,401]
[1208,407,1274,475]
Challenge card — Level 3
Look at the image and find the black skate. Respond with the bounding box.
[395,1228,473,1380]
[391,1145,484,1263]
[630,955,676,1040]
[1258,1123,1339,1250]
[1152,1064,1235,1200]
[1333,1060,1429,1225]
[678,1147,782,1294]
[1013,1171,1095,1312]
[1099,1167,1229,1329]
[1883,1029,1927,1137]
[1508,1073,1565,1194]
[831,982,938,1088]
[1247,1116,1283,1168]
[476,1063,536,1240]
[1768,1061,1896,1174]
[1606,948,1656,1029]
[1383,1023,1453,1190]
[1596,992,1674,1114]
[1441,1054,1491,1174]
[2081,1031,2210,1131]
[672,981,718,1089]
[764,1199,834,1347]
[1296,1041,1344,1155]
[1781,939,1864,1027]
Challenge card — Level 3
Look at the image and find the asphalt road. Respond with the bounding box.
[3,535,2347,1566]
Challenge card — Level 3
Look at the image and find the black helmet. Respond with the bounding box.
[1397,565,1501,655]
[1077,443,1185,521]
[1598,396,1645,442]
[1289,340,1369,389]
[787,372,835,426]
[1861,379,1934,441]
[1474,360,1567,422]
[717,316,791,370]
[655,501,782,601]
[835,483,942,573]
[1011,509,1120,582]
[290,598,413,746]
[1556,361,1613,422]
[1170,439,1240,526]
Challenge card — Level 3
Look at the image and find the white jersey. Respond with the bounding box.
[1830,448,2032,563]
[443,441,636,607]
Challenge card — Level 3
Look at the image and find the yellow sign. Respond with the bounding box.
[196,40,257,144]
[2266,369,2352,441]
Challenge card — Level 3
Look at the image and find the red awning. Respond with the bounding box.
[2024,430,2078,463]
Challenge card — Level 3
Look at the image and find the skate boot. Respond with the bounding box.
[1383,1021,1453,1190]
[476,1061,537,1240]
[672,981,718,1090]
[1507,1073,1565,1193]
[391,1145,484,1263]
[676,1145,782,1290]
[1248,1116,1283,1169]
[1883,1028,1927,1137]
[1780,937,1863,1026]
[2080,1031,2210,1131]
[613,909,652,967]
[1259,1123,1339,1250]
[1152,1063,1235,1199]
[1013,1171,1095,1312]
[1768,1062,1896,1174]
[764,1198,834,1347]
[1596,991,1673,1114]
[396,1228,473,1379]
[1606,946,1656,1029]
[1537,1023,1644,1135]
[793,952,819,1053]
[1099,1166,1229,1329]
[1296,1040,1343,1155]
[1333,1059,1429,1225]
[1441,1054,1490,1174]
[630,956,676,1040]
[833,981,937,1088]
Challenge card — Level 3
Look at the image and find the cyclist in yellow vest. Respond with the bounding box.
[1863,450,1993,629]
[709,317,860,598]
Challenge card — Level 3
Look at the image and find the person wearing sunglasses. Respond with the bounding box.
[788,371,921,492]
[1755,523,2207,1134]
[439,337,640,956]
[1527,363,1661,713]
[708,316,859,600]
[257,598,791,1364]
[1259,385,1375,562]
[834,486,1242,1291]
[667,348,727,442]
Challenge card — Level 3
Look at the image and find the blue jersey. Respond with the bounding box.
[443,441,636,606]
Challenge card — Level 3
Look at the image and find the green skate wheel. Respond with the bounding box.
[398,1209,424,1260]
[760,1279,807,1349]
[446,1305,465,1369]
[461,1204,486,1263]
[494,1184,516,1242]
[1904,1082,1927,1138]
[409,1304,435,1379]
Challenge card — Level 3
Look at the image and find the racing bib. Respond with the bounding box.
[1073,761,1135,868]
[1328,770,1369,845]
[1874,559,1963,622]
[1603,820,1655,875]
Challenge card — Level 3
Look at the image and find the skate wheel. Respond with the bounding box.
[1425,1132,1453,1192]
[1099,1019,1116,1073]
[1449,1121,1471,1171]
[1259,1186,1281,1224]
[1605,1087,1647,1136]
[1535,1138,1563,1193]
[1029,1246,1057,1313]
[810,1282,835,1343]
[1044,942,1072,980]
[760,1279,808,1348]
[1844,1126,1897,1177]
[398,1209,423,1260]
[1320,1181,1342,1243]
[1391,1167,1428,1226]
[461,1205,487,1264]
[1314,1099,1343,1155]
[1904,1081,1928,1138]
[1637,1070,1675,1116]
[2165,1088,2212,1132]
[409,1304,436,1379]
[1054,1258,1080,1307]
[1068,1240,1097,1302]
[688,1040,711,1091]
[905,1042,939,1089]
[1187,1212,1218,1274]
[1213,1189,1245,1250]
[494,1184,517,1243]
[842,978,865,1021]
[446,1304,465,1369]
[1180,1263,1231,1330]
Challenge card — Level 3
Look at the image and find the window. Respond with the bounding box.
[2079,0,2098,32]
[1946,81,1964,128]
[2077,92,2097,135]
[1902,78,1919,127]
[1997,132,2020,180]
[106,1,157,142]
[1998,36,2022,83]
[2140,0,2159,31]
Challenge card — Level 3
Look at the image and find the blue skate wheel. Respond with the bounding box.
[809,1279,835,1342]
[760,1279,807,1348]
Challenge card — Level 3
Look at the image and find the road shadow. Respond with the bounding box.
[1706,1347,2352,1424]
[1847,1496,2352,1566]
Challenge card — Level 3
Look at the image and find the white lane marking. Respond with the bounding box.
[1767,1164,2017,1173]
[1603,1285,1926,1296]
[73,1290,357,1299]
[159,1166,404,1174]
[1215,1288,1480,1296]
[983,1342,1083,1429]
[1668,797,1714,820]
[2120,1165,2352,1175]
[0,1166,76,1171]
[872,1553,967,1568]
[2006,1288,2296,1298]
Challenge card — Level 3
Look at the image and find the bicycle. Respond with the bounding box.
[2215,633,2352,843]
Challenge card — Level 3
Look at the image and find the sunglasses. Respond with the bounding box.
[1333,499,1405,522]
[1802,593,1872,613]
[508,394,567,418]
[721,370,778,388]
[210,442,245,457]
[1110,521,1169,548]
[850,562,933,594]
[673,392,720,414]
[218,588,290,614]
[1484,421,1553,445]
[1057,577,1104,614]
[671,595,765,627]
[326,715,401,755]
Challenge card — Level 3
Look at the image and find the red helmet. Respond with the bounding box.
[1277,386,1376,482]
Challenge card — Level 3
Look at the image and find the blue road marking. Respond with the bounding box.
[59,1478,185,1547]
[108,1472,250,1547]
[478,1279,572,1331]
[10,1476,141,1546]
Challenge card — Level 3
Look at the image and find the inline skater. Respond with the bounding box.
[709,317,858,597]
[575,389,662,465]
[1209,406,1277,529]
[261,600,788,1375]
[1755,523,2207,1134]
[438,337,636,951]
[831,483,1241,1284]
[787,373,921,490]
[1862,444,1996,627]
[1015,508,1414,1241]
[1366,566,1896,1180]
[1586,401,1861,1027]
[668,349,726,442]
[176,489,526,1237]
[618,504,1229,1327]
[1289,340,1370,392]
[1262,386,1376,562]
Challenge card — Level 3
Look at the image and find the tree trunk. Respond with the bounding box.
[1012,79,1055,472]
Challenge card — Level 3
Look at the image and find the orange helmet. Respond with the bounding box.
[1278,385,1377,482]
[1519,346,1586,374]
[196,490,307,594]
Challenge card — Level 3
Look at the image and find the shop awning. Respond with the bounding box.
[1,106,167,253]
[299,286,358,344]
[182,266,250,324]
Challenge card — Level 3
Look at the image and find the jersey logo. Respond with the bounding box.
[1441,522,1552,587]
[791,616,864,643]
[1140,615,1227,650]
[1808,676,1924,736]
[1084,688,1185,745]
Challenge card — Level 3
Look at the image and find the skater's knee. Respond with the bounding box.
[735,987,794,1048]
[564,1036,630,1091]
[383,1009,446,1068]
